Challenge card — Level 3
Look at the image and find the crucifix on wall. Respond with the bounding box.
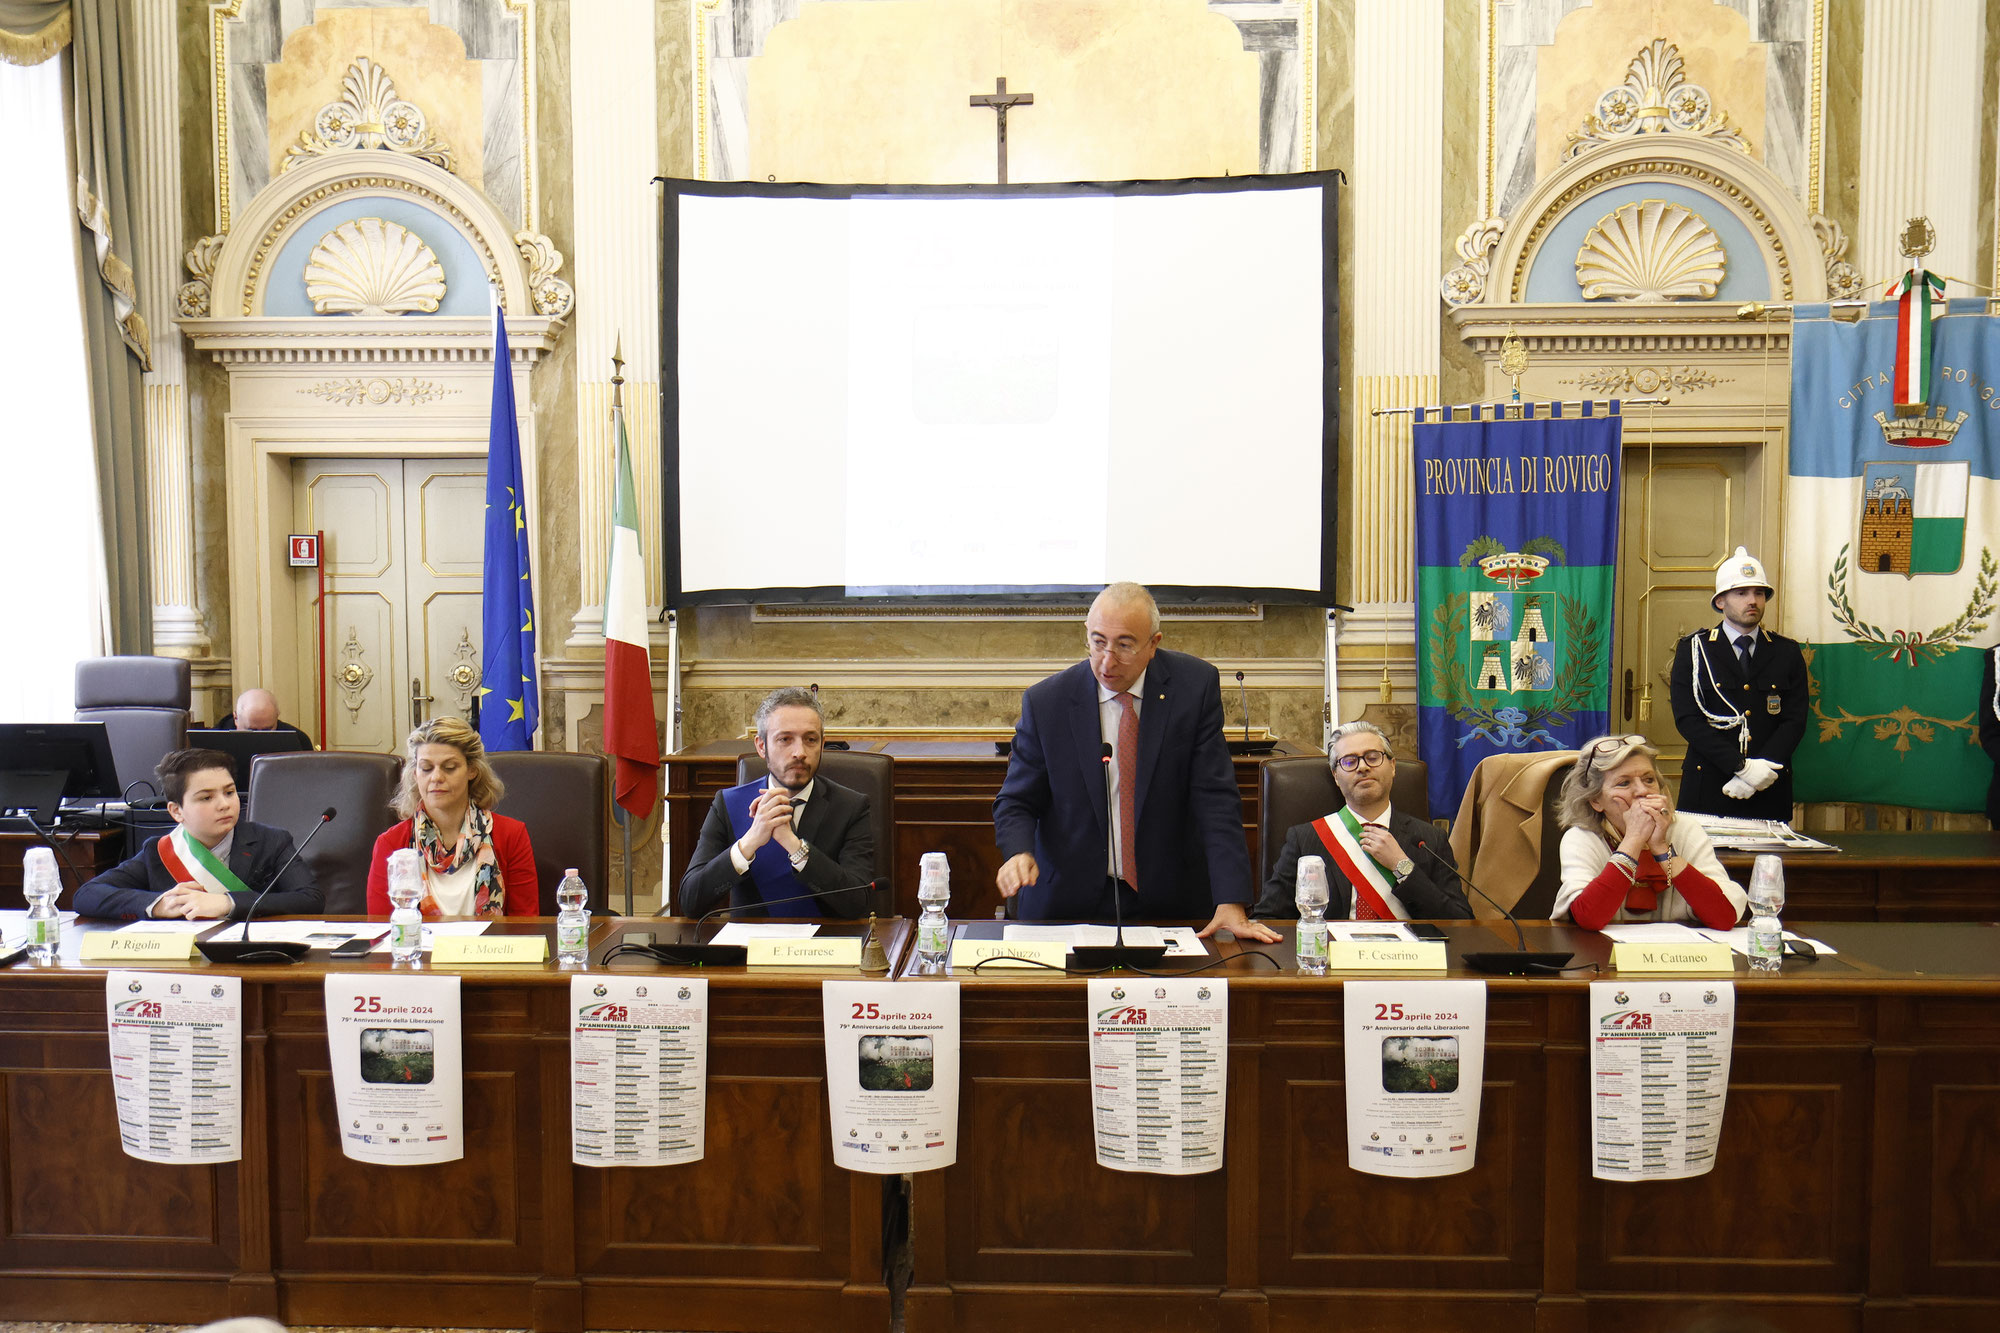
[969,76,1034,184]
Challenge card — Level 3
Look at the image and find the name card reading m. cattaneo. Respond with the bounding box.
[432,935,549,964]
[81,932,197,961]
[1328,940,1449,972]
[746,937,863,968]
[1611,941,1735,973]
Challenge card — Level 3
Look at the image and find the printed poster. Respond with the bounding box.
[1087,977,1227,1175]
[105,970,242,1164]
[324,973,464,1165]
[821,981,960,1174]
[1343,979,1487,1177]
[572,975,709,1166]
[1590,979,1735,1181]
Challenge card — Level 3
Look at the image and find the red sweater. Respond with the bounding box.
[365,813,539,916]
[1567,847,1738,931]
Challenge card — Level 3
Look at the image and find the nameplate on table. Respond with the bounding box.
[1611,941,1735,973]
[1329,940,1448,971]
[81,931,197,961]
[746,937,863,968]
[433,935,549,964]
[950,939,1067,969]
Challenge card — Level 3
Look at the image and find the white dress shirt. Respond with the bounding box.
[1097,670,1145,880]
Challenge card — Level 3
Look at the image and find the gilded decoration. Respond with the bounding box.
[1811,212,1864,299]
[303,217,447,315]
[300,377,458,406]
[178,234,227,318]
[1558,367,1731,395]
[280,57,455,175]
[514,232,574,318]
[336,627,374,720]
[1575,198,1727,301]
[1563,39,1752,161]
[1441,217,1507,307]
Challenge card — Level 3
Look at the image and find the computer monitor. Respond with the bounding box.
[186,728,313,788]
[0,722,123,825]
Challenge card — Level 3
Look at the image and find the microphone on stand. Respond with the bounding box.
[1414,843,1574,975]
[628,880,880,967]
[1069,743,1166,970]
[198,806,337,964]
[1228,670,1276,754]
[1237,671,1250,743]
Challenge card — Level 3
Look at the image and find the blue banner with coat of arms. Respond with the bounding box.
[1414,406,1623,817]
[1781,301,2000,811]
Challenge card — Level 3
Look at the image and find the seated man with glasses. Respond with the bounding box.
[1253,721,1471,921]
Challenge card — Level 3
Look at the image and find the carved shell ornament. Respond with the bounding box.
[304,217,448,315]
[1575,199,1727,302]
[282,57,454,174]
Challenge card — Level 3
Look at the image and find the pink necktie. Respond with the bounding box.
[1354,824,1388,919]
[1116,692,1139,889]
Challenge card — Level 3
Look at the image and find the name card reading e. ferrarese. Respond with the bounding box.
[1329,941,1448,971]
[431,935,549,964]
[82,931,197,961]
[1611,941,1735,973]
[748,937,863,968]
[948,939,1066,969]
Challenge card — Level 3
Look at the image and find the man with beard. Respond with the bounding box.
[678,687,875,918]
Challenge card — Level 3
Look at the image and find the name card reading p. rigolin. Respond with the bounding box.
[949,939,1067,969]
[81,932,198,961]
[1611,941,1735,973]
[1328,940,1449,972]
[432,935,549,964]
[746,937,863,968]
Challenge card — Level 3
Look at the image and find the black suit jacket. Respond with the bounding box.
[73,819,323,921]
[1669,622,1808,820]
[1981,647,2000,828]
[993,649,1250,920]
[677,775,875,919]
[1252,809,1471,920]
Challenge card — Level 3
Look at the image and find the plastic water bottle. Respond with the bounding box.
[1746,853,1785,973]
[916,852,951,966]
[386,848,424,965]
[22,847,61,964]
[1294,854,1330,976]
[556,868,590,967]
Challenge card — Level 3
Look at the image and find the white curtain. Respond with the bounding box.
[0,54,108,721]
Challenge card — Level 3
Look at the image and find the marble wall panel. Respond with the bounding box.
[533,0,580,705]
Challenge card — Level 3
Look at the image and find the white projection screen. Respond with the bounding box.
[662,172,1339,605]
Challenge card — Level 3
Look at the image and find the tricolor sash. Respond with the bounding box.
[155,826,251,896]
[1309,810,1409,921]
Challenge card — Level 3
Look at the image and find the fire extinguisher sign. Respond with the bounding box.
[288,534,320,567]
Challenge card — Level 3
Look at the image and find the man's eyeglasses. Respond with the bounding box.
[1087,636,1147,661]
[1334,749,1392,772]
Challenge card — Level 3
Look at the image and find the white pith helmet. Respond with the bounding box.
[1712,546,1773,608]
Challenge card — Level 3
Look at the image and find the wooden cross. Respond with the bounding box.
[970,77,1034,184]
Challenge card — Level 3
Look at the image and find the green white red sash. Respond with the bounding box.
[1886,267,1946,408]
[1309,808,1408,921]
[156,825,250,896]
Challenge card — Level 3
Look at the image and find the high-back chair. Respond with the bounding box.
[488,751,612,913]
[1512,759,1578,921]
[1257,753,1431,884]
[74,656,190,801]
[246,752,402,914]
[735,750,894,915]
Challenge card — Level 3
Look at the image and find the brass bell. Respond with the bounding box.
[859,913,891,973]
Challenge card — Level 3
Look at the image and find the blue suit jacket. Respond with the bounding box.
[993,649,1250,919]
[73,819,323,921]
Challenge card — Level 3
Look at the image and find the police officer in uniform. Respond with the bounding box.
[1979,646,2000,829]
[1670,546,1808,821]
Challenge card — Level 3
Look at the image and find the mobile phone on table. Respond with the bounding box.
[328,936,375,959]
[1407,923,1449,941]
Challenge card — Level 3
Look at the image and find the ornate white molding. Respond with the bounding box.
[677,656,1331,693]
[178,233,225,319]
[1451,303,1789,356]
[1810,212,1864,300]
[1564,40,1751,160]
[179,316,563,364]
[1556,366,1733,395]
[1575,198,1727,301]
[303,217,447,315]
[298,377,460,406]
[515,231,575,318]
[1441,217,1506,307]
[280,57,454,175]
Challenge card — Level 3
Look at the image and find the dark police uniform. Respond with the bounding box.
[1669,622,1808,821]
[1980,646,2000,829]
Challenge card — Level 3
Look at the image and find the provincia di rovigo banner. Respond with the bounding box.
[1782,302,2000,811]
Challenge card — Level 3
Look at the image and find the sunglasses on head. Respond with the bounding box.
[1584,734,1648,769]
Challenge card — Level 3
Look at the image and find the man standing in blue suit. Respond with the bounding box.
[994,583,1281,941]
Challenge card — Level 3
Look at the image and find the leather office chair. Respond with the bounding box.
[1511,759,1577,921]
[1257,753,1431,885]
[489,751,612,913]
[74,656,190,800]
[736,750,894,915]
[246,752,402,914]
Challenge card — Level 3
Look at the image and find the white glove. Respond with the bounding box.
[1737,757,1783,791]
[1722,776,1756,801]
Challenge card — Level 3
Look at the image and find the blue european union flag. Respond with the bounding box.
[478,309,538,750]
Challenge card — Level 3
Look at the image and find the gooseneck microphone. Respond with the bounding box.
[1414,842,1574,975]
[622,879,882,967]
[1236,670,1250,743]
[1069,742,1166,970]
[198,806,337,964]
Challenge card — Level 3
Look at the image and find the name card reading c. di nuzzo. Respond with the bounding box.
[746,937,863,968]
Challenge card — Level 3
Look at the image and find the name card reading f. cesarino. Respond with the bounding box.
[431,935,549,964]
[1329,941,1448,972]
[948,939,1067,969]
[1611,941,1735,973]
[747,937,863,968]
[81,932,197,961]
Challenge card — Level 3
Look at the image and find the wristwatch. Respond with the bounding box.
[789,840,811,870]
[1392,857,1415,881]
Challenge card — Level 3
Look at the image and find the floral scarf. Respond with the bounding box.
[413,804,504,918]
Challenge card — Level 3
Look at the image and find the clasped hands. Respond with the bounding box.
[995,851,1281,943]
[150,883,233,920]
[1723,756,1784,802]
[737,788,803,858]
[1614,793,1676,862]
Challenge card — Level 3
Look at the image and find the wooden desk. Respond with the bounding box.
[0,826,123,911]
[665,738,1311,921]
[1718,830,2000,920]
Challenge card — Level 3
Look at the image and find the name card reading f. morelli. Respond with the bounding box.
[432,934,548,964]
[1330,940,1448,971]
[82,930,197,961]
[571,976,709,1167]
[104,971,242,1164]
[747,936,863,967]
[1611,940,1735,973]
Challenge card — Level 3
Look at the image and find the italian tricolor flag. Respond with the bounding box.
[1887,267,1946,408]
[603,400,660,817]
